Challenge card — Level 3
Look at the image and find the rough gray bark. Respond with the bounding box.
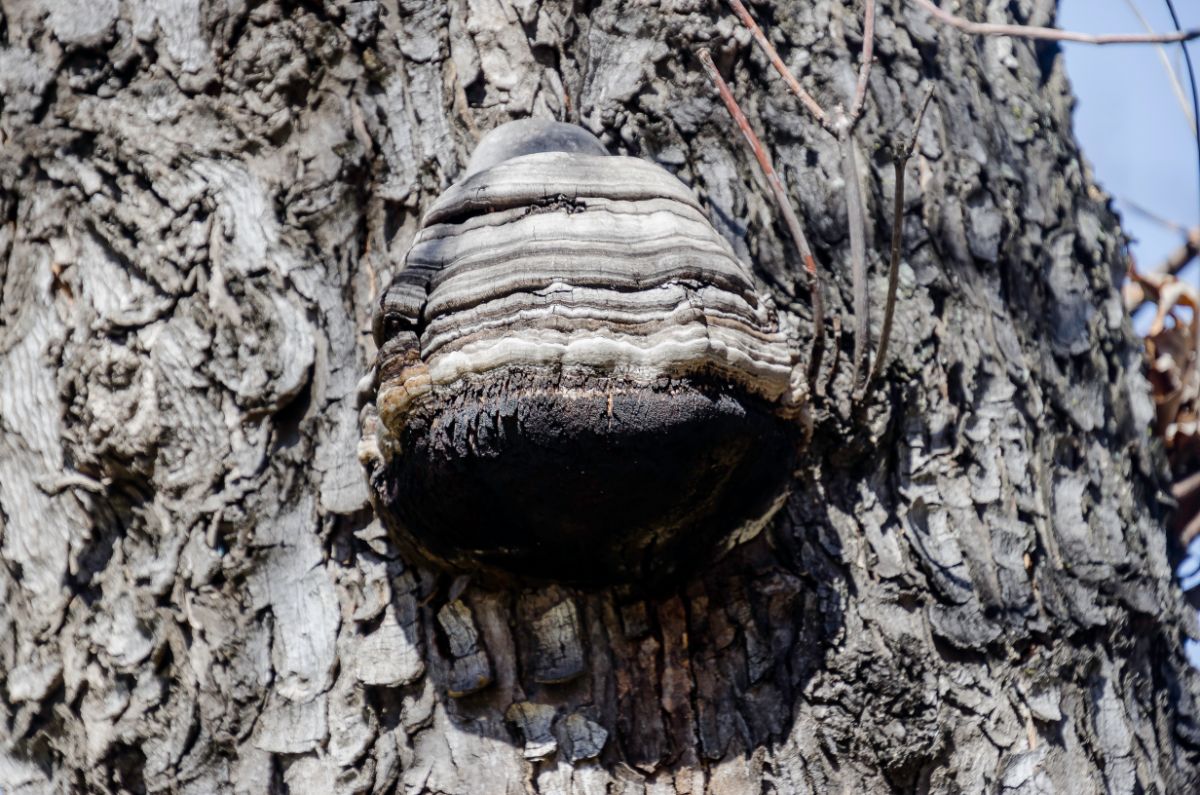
[1,0,1199,793]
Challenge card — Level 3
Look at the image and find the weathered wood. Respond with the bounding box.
[1,0,1199,793]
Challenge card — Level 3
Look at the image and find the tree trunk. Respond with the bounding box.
[2,0,1199,792]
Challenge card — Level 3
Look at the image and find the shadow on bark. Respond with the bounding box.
[350,473,855,778]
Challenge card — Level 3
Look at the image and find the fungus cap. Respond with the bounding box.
[360,120,804,585]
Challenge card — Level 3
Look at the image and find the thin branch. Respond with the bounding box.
[841,0,877,389]
[1123,227,1200,314]
[1162,226,1200,275]
[723,0,880,394]
[848,0,877,124]
[911,0,1200,45]
[867,86,935,390]
[725,0,829,128]
[1174,470,1200,545]
[1164,0,1200,234]
[698,48,827,385]
[842,124,870,392]
[1118,196,1189,235]
[1121,0,1196,132]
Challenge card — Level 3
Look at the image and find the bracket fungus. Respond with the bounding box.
[359,120,807,585]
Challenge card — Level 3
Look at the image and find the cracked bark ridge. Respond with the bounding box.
[2,0,1200,793]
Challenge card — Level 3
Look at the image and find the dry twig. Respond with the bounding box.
[849,0,877,124]
[1121,0,1196,132]
[866,85,935,390]
[1120,196,1190,235]
[1162,228,1200,276]
[1123,227,1200,314]
[722,0,880,392]
[910,0,1200,45]
[698,48,827,385]
[841,1,877,390]
[840,124,872,390]
[725,0,828,128]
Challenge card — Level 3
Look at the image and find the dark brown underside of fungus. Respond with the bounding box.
[372,368,796,586]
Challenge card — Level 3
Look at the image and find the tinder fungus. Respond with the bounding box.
[359,120,804,585]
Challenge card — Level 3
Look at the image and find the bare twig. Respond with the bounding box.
[1118,196,1190,235]
[867,85,935,389]
[1162,227,1200,275]
[1174,470,1200,545]
[698,48,826,385]
[725,0,828,128]
[1124,227,1200,314]
[842,124,870,391]
[1164,0,1200,234]
[848,0,877,125]
[1121,0,1196,132]
[839,0,877,390]
[911,0,1200,45]
[721,0,879,393]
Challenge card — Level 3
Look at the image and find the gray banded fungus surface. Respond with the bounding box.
[360,120,806,585]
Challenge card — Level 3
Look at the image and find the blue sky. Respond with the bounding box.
[1060,1,1199,301]
[1057,0,1200,662]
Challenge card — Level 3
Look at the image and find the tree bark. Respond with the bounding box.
[2,0,1199,793]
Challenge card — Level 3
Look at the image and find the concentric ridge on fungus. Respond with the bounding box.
[359,119,806,585]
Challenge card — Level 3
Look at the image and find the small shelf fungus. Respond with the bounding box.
[359,119,807,585]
